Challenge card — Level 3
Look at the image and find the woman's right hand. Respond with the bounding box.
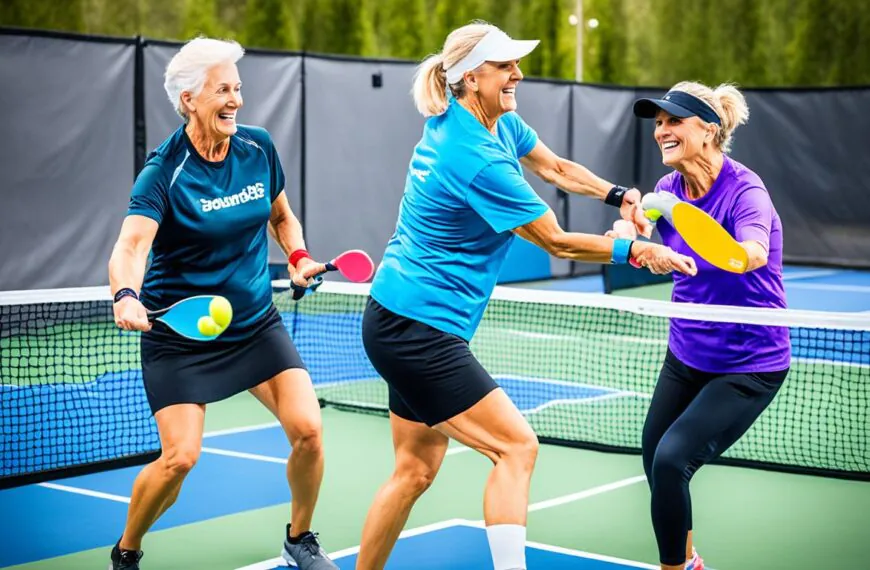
[632,242,698,276]
[114,297,152,332]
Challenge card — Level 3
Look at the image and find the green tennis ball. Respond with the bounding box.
[198,316,222,337]
[644,208,662,222]
[209,296,233,328]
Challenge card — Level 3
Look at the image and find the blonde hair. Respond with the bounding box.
[670,81,750,153]
[412,22,498,117]
[164,37,245,120]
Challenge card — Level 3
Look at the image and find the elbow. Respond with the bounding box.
[541,231,572,258]
[541,161,567,186]
[749,252,769,272]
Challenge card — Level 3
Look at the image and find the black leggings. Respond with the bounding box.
[642,350,788,565]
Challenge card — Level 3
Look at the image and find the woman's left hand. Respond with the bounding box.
[620,189,653,238]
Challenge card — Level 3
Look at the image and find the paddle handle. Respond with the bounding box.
[145,307,170,321]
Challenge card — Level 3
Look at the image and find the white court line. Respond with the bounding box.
[203,422,281,438]
[37,482,130,503]
[793,357,870,369]
[235,519,470,570]
[200,447,287,464]
[495,374,649,396]
[235,475,651,570]
[786,283,870,293]
[520,391,644,416]
[782,269,841,281]
[527,474,647,512]
[524,536,657,569]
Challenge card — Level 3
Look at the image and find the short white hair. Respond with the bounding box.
[164,37,245,120]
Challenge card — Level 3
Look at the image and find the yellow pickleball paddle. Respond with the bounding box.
[641,192,748,273]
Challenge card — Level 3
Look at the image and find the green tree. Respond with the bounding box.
[788,0,870,86]
[301,0,334,52]
[433,0,487,50]
[520,0,569,79]
[243,0,299,50]
[378,0,428,59]
[330,0,375,55]
[140,0,184,41]
[0,0,86,33]
[181,0,225,40]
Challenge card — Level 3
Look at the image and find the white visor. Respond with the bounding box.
[445,30,539,85]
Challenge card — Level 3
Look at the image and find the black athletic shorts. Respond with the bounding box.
[361,297,498,427]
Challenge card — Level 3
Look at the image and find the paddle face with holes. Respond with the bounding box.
[642,192,748,274]
[147,295,228,341]
[326,249,375,282]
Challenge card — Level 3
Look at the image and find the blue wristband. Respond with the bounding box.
[610,238,633,265]
[113,288,138,303]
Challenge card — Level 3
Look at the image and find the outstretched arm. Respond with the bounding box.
[514,209,696,275]
[520,140,652,238]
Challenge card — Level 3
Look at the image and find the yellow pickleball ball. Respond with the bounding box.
[644,208,662,222]
[209,296,233,328]
[197,316,222,337]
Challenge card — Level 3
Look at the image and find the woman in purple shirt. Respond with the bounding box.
[613,82,791,570]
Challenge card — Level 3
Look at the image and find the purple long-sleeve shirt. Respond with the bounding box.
[655,155,791,373]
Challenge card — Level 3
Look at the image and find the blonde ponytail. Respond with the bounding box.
[712,83,749,153]
[411,22,497,117]
[412,54,449,117]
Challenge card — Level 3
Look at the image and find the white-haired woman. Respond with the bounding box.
[356,23,696,570]
[612,82,790,570]
[108,38,337,570]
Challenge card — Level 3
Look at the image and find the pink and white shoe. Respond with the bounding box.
[685,548,704,570]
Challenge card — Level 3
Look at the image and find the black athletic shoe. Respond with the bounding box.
[109,541,143,570]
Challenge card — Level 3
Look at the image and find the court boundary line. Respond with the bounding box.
[200,447,288,464]
[786,283,870,293]
[36,482,130,503]
[235,475,651,570]
[782,269,841,281]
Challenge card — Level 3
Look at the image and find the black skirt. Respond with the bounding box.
[140,305,305,414]
[362,297,498,427]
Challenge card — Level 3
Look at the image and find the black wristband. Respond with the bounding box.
[113,288,138,303]
[605,185,630,207]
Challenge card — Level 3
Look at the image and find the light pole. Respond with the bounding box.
[575,0,583,82]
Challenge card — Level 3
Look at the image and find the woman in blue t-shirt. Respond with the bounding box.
[356,23,697,570]
[107,38,336,570]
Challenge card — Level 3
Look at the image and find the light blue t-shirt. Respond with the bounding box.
[371,99,548,341]
[127,125,285,341]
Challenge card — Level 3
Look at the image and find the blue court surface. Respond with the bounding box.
[236,520,656,570]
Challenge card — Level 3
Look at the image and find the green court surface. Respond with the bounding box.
[6,391,870,569]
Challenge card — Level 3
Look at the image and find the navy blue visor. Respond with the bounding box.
[633,90,721,125]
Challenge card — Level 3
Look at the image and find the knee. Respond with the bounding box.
[290,422,323,455]
[393,464,439,497]
[502,430,539,472]
[161,445,200,478]
[650,445,690,484]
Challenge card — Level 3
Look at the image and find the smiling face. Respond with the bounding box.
[468,59,524,117]
[654,109,717,168]
[183,62,243,139]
